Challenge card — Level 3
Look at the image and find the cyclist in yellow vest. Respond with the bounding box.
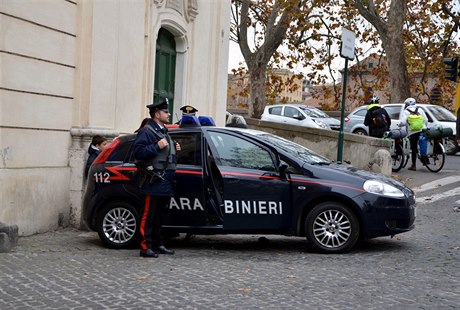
[363,95,391,138]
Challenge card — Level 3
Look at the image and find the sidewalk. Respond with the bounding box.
[1,209,459,310]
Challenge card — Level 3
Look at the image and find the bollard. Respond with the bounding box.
[0,222,18,253]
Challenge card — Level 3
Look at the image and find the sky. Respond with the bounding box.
[227,41,245,72]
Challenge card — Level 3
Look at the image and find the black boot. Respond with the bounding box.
[157,245,175,255]
[140,248,159,258]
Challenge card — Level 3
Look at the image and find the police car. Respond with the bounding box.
[82,116,416,254]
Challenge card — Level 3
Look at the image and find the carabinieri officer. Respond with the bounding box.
[133,98,180,258]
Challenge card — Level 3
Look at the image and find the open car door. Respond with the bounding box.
[204,130,292,231]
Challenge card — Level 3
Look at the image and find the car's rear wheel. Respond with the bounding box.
[305,202,359,254]
[353,129,367,135]
[97,202,139,249]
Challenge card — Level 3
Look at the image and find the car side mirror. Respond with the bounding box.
[293,114,305,120]
[279,164,288,180]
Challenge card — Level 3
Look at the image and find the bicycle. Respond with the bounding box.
[386,128,447,173]
[385,129,410,172]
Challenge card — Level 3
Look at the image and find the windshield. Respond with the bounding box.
[299,106,329,118]
[426,106,456,122]
[253,132,331,164]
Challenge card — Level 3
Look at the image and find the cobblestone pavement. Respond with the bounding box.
[1,196,459,310]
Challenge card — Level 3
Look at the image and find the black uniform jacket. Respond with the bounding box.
[133,119,176,196]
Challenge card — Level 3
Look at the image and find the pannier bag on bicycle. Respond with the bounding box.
[419,135,428,156]
[385,128,407,139]
[422,127,453,139]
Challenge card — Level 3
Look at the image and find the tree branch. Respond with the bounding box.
[441,3,460,29]
[238,0,252,60]
[353,0,387,37]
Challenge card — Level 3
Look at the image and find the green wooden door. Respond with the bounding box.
[154,28,176,116]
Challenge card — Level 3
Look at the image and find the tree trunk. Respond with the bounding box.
[249,65,267,118]
[235,0,296,118]
[354,0,411,103]
[381,36,411,102]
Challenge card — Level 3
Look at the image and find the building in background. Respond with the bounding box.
[0,0,231,235]
[227,74,250,116]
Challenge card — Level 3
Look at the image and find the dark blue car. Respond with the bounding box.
[82,124,416,253]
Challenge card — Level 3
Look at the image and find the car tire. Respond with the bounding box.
[96,202,139,249]
[353,129,368,135]
[305,202,360,254]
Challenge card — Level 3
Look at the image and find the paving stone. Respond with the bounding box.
[0,196,459,309]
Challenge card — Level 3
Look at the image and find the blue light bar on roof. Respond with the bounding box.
[179,115,216,127]
[179,115,201,127]
[198,116,216,126]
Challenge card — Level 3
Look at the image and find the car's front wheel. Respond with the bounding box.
[96,202,139,249]
[305,202,359,254]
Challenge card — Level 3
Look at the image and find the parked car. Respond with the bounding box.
[261,104,337,130]
[302,106,341,130]
[83,118,416,254]
[344,103,458,154]
[343,105,368,135]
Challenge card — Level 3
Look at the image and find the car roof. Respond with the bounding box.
[350,102,441,113]
[266,103,324,109]
[382,103,447,108]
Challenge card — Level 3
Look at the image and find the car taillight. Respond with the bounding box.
[93,138,121,164]
[344,117,350,122]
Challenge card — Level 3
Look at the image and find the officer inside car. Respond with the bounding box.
[180,105,198,116]
[133,98,181,258]
[175,105,198,125]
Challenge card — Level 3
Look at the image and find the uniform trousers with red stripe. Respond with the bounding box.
[139,195,170,251]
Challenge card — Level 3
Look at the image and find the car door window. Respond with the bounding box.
[114,138,135,163]
[421,107,434,122]
[426,106,456,122]
[354,108,367,117]
[284,106,300,119]
[208,131,275,171]
[170,132,202,166]
[280,156,303,175]
[269,106,282,115]
[383,106,401,120]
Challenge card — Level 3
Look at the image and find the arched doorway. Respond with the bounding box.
[154,28,176,115]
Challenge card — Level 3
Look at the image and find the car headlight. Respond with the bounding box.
[363,180,405,198]
[313,119,329,129]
